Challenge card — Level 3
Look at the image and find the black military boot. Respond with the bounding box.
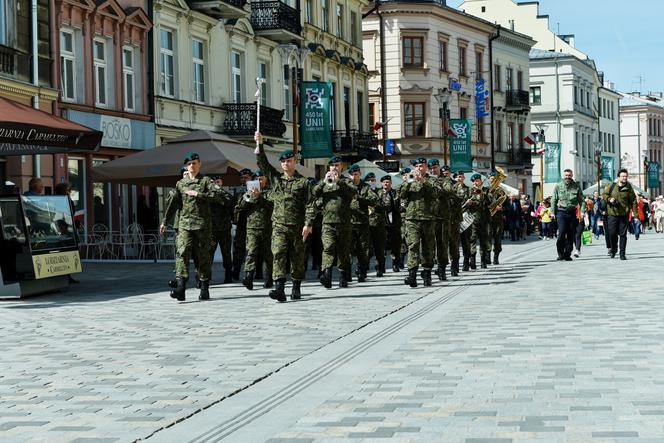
[320,267,332,289]
[356,267,366,283]
[291,280,302,300]
[195,274,201,289]
[462,256,470,272]
[404,267,418,288]
[198,280,210,301]
[223,266,233,284]
[493,252,500,265]
[254,266,263,280]
[450,260,459,277]
[470,255,477,270]
[231,261,241,281]
[392,262,400,273]
[241,270,254,290]
[376,263,384,278]
[339,271,349,288]
[480,255,487,269]
[421,269,432,287]
[168,279,177,288]
[437,265,447,281]
[484,253,491,266]
[263,276,273,289]
[269,278,287,302]
[170,278,186,301]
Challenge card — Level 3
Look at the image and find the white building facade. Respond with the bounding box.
[598,83,621,181]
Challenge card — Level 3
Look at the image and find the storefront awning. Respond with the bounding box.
[0,96,102,155]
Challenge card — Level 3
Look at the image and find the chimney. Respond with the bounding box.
[558,34,575,48]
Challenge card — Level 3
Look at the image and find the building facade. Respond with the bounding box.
[598,82,621,181]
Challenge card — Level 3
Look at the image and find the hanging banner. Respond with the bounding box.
[449,119,473,172]
[544,142,561,183]
[600,156,615,181]
[299,81,332,158]
[475,78,490,119]
[647,161,660,189]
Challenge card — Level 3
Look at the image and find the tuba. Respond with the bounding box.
[488,166,508,216]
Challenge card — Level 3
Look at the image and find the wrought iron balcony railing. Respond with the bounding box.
[509,148,532,167]
[331,130,379,155]
[250,1,302,37]
[0,45,16,75]
[505,90,530,109]
[222,103,287,138]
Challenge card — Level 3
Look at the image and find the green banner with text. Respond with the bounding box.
[600,156,615,181]
[544,142,561,183]
[647,161,660,189]
[449,119,473,171]
[299,81,332,159]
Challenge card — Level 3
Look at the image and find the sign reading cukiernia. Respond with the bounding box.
[32,250,82,279]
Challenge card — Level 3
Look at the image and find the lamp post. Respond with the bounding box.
[644,156,649,195]
[534,123,548,203]
[277,44,310,160]
[434,89,451,166]
[593,141,603,197]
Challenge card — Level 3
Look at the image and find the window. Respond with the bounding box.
[530,86,541,105]
[369,102,376,129]
[496,120,503,151]
[305,0,313,24]
[258,62,268,105]
[350,11,358,46]
[574,86,578,105]
[336,4,343,38]
[586,91,590,109]
[458,45,466,76]
[0,0,6,45]
[283,65,291,120]
[93,39,107,106]
[580,88,584,107]
[402,37,423,67]
[517,70,523,90]
[60,30,76,101]
[494,65,501,91]
[330,82,336,129]
[0,0,16,46]
[357,91,364,130]
[477,118,484,142]
[459,107,467,120]
[160,29,175,97]
[231,51,242,103]
[439,40,448,71]
[518,124,524,149]
[475,51,482,80]
[508,122,514,149]
[404,102,425,137]
[192,39,205,103]
[581,132,586,157]
[122,47,135,111]
[610,101,614,119]
[506,67,513,91]
[321,0,329,32]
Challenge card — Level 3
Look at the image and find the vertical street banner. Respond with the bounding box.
[449,119,473,171]
[544,142,561,183]
[299,81,332,158]
[647,161,660,189]
[600,156,615,180]
[475,78,490,119]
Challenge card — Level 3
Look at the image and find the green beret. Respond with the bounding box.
[413,157,427,166]
[239,168,252,176]
[347,164,360,174]
[456,170,465,176]
[328,155,342,165]
[307,177,316,185]
[441,165,451,172]
[183,151,200,164]
[279,149,295,161]
[427,158,440,167]
[400,167,412,174]
[380,175,392,182]
[471,173,482,181]
[254,168,265,177]
[363,172,376,181]
[209,174,222,180]
[489,172,497,177]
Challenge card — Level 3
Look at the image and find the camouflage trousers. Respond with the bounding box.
[232,225,247,272]
[386,224,402,264]
[468,218,491,256]
[175,228,212,281]
[210,229,232,275]
[321,223,351,273]
[367,225,386,268]
[271,223,305,281]
[351,225,370,271]
[245,227,273,274]
[405,219,435,270]
[447,220,461,262]
[490,216,504,254]
[434,219,449,267]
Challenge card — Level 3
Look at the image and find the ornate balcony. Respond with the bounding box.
[250,1,302,43]
[505,90,530,111]
[509,149,532,167]
[187,0,249,19]
[0,45,16,76]
[222,103,287,139]
[331,130,381,159]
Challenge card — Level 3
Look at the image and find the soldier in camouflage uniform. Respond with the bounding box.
[209,175,234,284]
[348,164,380,283]
[488,172,507,265]
[454,171,473,272]
[237,169,274,290]
[465,173,492,269]
[160,152,215,301]
[379,175,402,272]
[399,157,436,287]
[397,167,412,269]
[444,167,463,276]
[304,177,323,276]
[308,156,356,288]
[427,159,452,281]
[231,168,253,281]
[364,172,388,277]
[256,135,312,302]
[166,167,188,288]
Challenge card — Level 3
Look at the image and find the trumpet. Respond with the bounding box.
[243,191,257,202]
[325,171,339,186]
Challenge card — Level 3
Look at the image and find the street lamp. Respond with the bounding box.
[534,123,548,203]
[593,141,603,196]
[277,44,310,160]
[434,89,451,166]
[644,155,649,195]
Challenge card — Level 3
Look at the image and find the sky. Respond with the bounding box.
[448,0,664,94]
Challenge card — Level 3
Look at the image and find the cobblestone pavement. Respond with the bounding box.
[1,233,663,443]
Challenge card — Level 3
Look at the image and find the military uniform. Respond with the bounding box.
[488,178,507,265]
[237,179,273,290]
[365,173,389,277]
[349,166,380,282]
[232,169,252,280]
[454,176,473,271]
[378,177,402,272]
[209,180,234,283]
[443,170,462,276]
[466,174,492,269]
[397,168,412,268]
[428,160,453,281]
[256,145,311,301]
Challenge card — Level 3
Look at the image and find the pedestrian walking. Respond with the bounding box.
[603,169,638,260]
[551,169,585,261]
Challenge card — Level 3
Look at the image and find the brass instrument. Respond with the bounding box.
[488,166,508,216]
[243,191,258,202]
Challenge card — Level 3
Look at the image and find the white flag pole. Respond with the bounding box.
[254,77,265,154]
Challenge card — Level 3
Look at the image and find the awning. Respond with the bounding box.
[0,96,102,155]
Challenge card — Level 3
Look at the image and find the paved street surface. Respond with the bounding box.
[1,233,664,443]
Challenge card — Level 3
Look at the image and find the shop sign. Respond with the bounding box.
[100,115,132,148]
[32,250,82,280]
[449,78,462,92]
[375,161,400,172]
[475,78,490,119]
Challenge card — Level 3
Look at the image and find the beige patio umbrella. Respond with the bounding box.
[92,130,314,186]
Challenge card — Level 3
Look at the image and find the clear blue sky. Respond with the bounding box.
[448,0,664,93]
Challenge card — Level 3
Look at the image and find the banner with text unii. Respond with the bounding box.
[449,119,473,171]
[299,81,332,159]
[600,156,615,181]
[544,142,561,183]
[647,161,660,189]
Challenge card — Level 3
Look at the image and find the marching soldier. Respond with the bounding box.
[256,134,312,302]
[365,172,388,277]
[397,167,412,269]
[166,166,188,289]
[379,175,402,272]
[304,177,324,277]
[454,171,473,272]
[488,172,507,265]
[427,159,452,281]
[442,166,462,277]
[465,173,492,269]
[160,152,215,301]
[209,175,234,284]
[399,157,436,287]
[308,156,356,288]
[232,168,253,281]
[238,169,274,290]
[348,164,380,283]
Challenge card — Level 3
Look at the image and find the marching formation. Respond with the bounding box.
[158,137,512,303]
